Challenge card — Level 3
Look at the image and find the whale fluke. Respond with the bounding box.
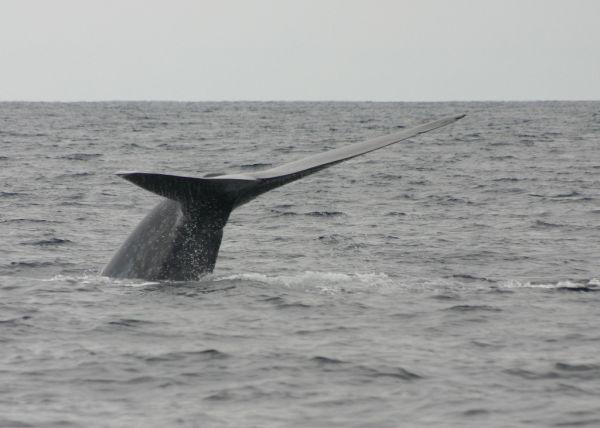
[250,114,465,180]
[101,114,465,281]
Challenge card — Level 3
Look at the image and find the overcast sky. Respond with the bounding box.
[1,0,599,101]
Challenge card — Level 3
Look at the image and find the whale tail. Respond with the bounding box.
[116,172,260,228]
[120,113,466,213]
[106,114,465,280]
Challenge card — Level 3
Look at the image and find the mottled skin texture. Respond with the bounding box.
[101,200,225,280]
[101,174,242,281]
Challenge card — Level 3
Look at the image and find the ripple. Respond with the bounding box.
[59,153,103,161]
[385,211,406,216]
[239,163,272,170]
[462,409,490,417]
[506,363,600,381]
[144,349,229,363]
[0,420,34,428]
[533,220,564,229]
[318,234,352,244]
[0,218,64,224]
[555,362,600,373]
[553,191,582,198]
[553,419,600,427]
[311,356,345,365]
[445,305,502,312]
[107,318,157,328]
[305,211,345,217]
[21,238,72,246]
[505,368,560,380]
[7,260,55,268]
[451,274,496,283]
[261,296,313,310]
[360,365,421,381]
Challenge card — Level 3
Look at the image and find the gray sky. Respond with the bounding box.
[1,0,599,101]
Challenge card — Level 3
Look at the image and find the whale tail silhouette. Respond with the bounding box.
[120,113,466,214]
[103,114,465,280]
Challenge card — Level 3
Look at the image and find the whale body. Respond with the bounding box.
[101,114,465,281]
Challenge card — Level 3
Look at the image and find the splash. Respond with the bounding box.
[498,278,600,291]
[214,271,393,293]
[42,274,159,288]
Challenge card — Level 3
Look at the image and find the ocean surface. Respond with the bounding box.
[1,101,600,427]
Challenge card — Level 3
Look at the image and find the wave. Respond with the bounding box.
[0,218,64,224]
[0,191,23,198]
[533,220,564,229]
[239,163,272,170]
[59,153,103,161]
[21,238,72,246]
[445,304,502,312]
[40,273,147,286]
[305,211,345,217]
[214,271,393,293]
[269,210,346,217]
[26,272,600,295]
[498,279,600,291]
[506,362,600,381]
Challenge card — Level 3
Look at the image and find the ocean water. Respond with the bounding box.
[1,101,600,427]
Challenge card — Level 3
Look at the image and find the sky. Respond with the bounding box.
[1,0,599,102]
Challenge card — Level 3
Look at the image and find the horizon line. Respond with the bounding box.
[1,98,599,103]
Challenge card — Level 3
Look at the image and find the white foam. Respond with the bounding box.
[498,278,600,290]
[41,274,159,288]
[214,271,393,293]
[36,272,600,293]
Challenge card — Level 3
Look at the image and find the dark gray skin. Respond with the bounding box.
[101,114,464,281]
[101,200,224,280]
[102,175,255,280]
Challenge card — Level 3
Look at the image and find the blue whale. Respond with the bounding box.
[101,114,465,281]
